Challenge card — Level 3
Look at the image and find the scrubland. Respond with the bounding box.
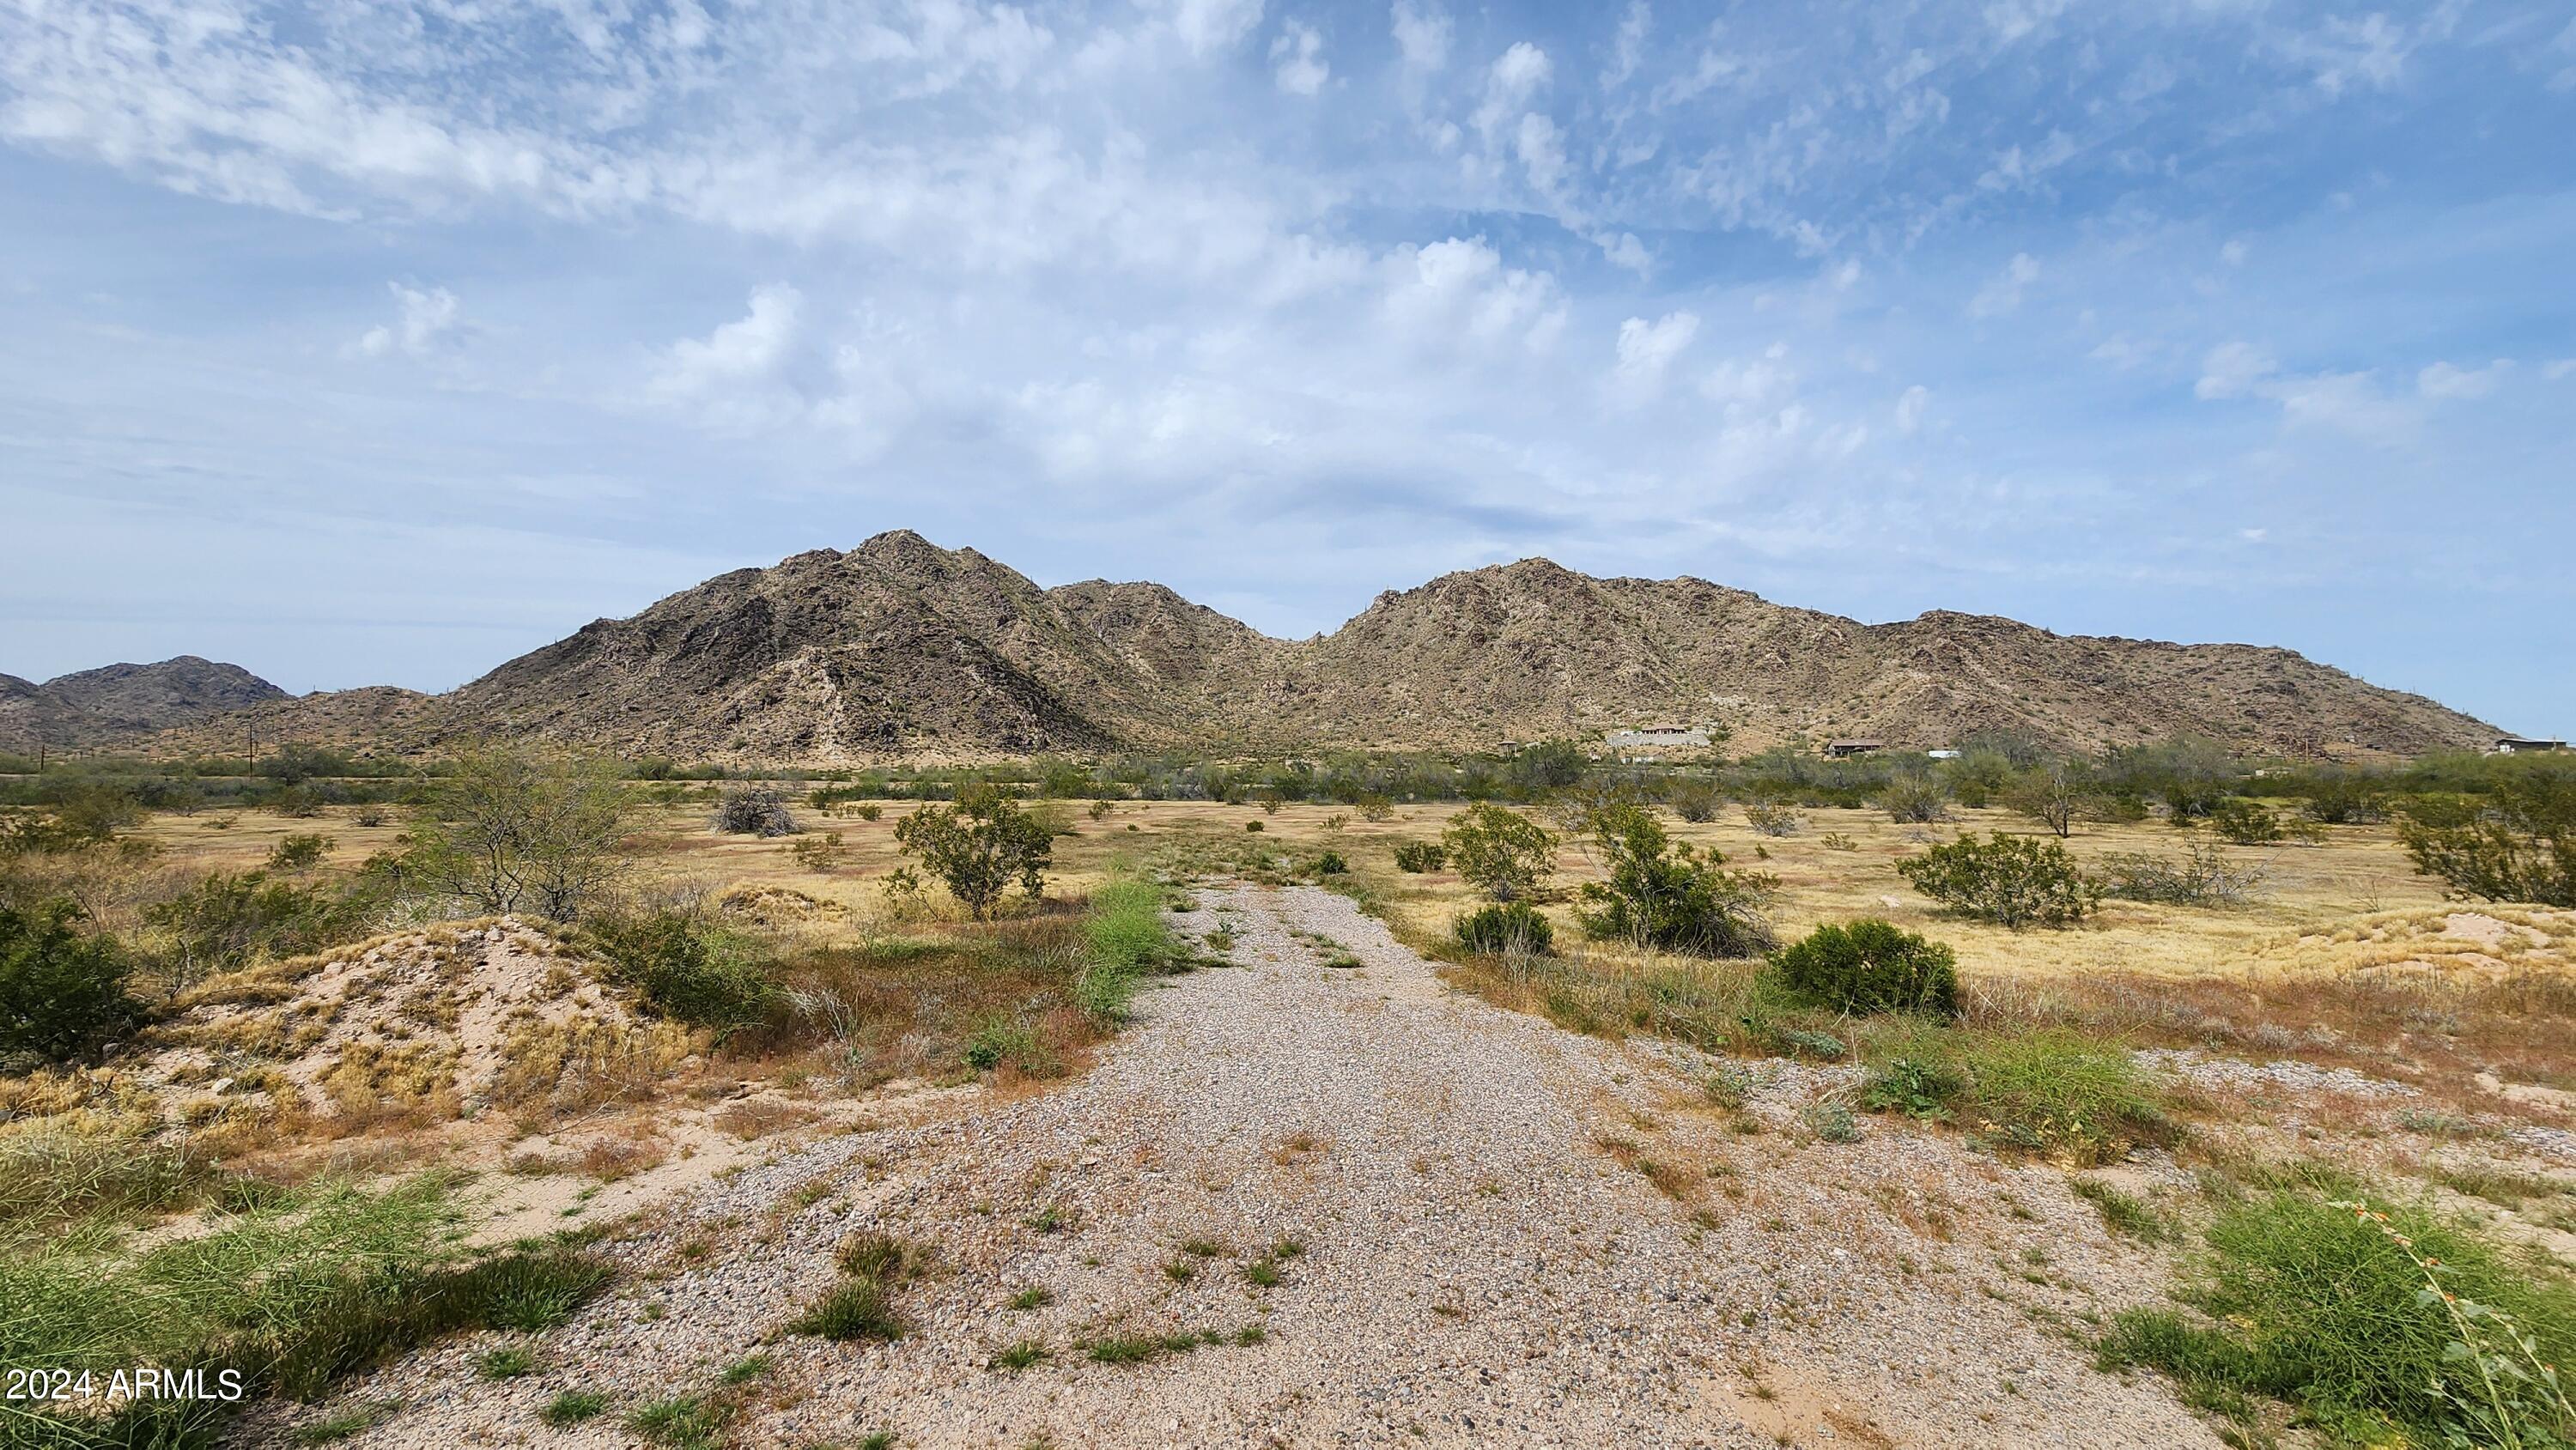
[3,761,2572,1448]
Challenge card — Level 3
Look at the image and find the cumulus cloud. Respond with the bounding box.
[1159,0,1266,57]
[648,284,808,429]
[1610,311,1698,403]
[1379,237,1566,357]
[1271,21,1327,95]
[352,282,461,359]
[1389,0,1451,75]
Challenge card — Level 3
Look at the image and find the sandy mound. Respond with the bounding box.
[2251,906,2574,980]
[134,919,689,1134]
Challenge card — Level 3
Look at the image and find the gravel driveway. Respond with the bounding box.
[293,883,2222,1449]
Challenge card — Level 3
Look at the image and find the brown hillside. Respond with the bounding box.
[0,656,288,752]
[405,531,2496,761]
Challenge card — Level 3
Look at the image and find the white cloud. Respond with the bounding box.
[2196,341,2277,399]
[1270,21,1327,95]
[2547,359,2576,381]
[1894,385,1929,435]
[648,284,808,430]
[2219,239,2249,266]
[352,282,461,359]
[2272,371,2418,445]
[1474,42,1552,140]
[1378,237,1566,358]
[1604,3,1650,88]
[1611,311,1698,403]
[1160,0,1266,57]
[1389,0,1452,75]
[1514,112,1568,194]
[1969,252,2040,317]
[2418,359,2512,399]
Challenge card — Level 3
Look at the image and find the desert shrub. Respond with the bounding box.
[892,783,1052,918]
[145,869,377,990]
[266,833,332,873]
[1244,820,1263,833]
[1742,801,1804,837]
[1666,781,1721,823]
[0,900,141,1065]
[1897,832,2101,928]
[585,902,776,1032]
[2300,775,2389,825]
[1313,850,1348,875]
[1452,901,1555,956]
[1442,804,1556,902]
[1356,793,1395,822]
[2005,762,2087,838]
[1879,776,1951,824]
[1765,919,1959,1017]
[268,784,329,819]
[1509,739,1588,790]
[714,786,799,837]
[787,832,847,871]
[1254,787,1286,816]
[854,802,884,822]
[1392,841,1446,873]
[2208,798,2283,846]
[350,804,389,828]
[2102,1191,2576,1445]
[2399,761,2575,907]
[2098,841,2267,906]
[404,748,634,921]
[1574,807,1776,957]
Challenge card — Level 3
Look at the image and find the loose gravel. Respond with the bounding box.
[283,884,2225,1449]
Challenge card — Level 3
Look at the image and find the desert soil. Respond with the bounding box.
[282,885,2223,1448]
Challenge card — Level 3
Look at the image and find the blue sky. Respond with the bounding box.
[2,0,2569,735]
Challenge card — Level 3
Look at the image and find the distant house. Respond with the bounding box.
[1925,749,1963,761]
[1825,739,1885,758]
[2493,737,2569,755]
[1604,724,1710,750]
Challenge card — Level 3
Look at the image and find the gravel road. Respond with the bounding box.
[291,883,2222,1449]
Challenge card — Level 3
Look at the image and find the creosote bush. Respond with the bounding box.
[2398,761,2575,907]
[1392,841,1446,873]
[1574,807,1776,957]
[1897,832,2102,928]
[2098,841,2266,906]
[1742,801,1804,837]
[1765,919,1958,1017]
[1441,804,1556,903]
[891,783,1052,919]
[1452,901,1555,956]
[0,899,141,1065]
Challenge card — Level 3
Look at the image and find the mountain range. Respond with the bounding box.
[4,531,2502,761]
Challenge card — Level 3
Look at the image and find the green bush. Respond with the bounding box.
[1452,901,1554,956]
[1765,919,1959,1016]
[0,900,141,1065]
[1859,1055,1969,1119]
[2398,761,2575,907]
[1573,807,1775,957]
[1896,832,2101,928]
[1666,781,1721,823]
[2103,1192,2576,1445]
[1879,776,1951,824]
[1313,850,1348,875]
[585,907,776,1032]
[2208,798,2283,845]
[892,784,1053,918]
[145,869,378,992]
[1442,804,1556,902]
[1392,841,1446,872]
[1959,1028,2175,1162]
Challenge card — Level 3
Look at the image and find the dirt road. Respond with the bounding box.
[304,883,2218,1448]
